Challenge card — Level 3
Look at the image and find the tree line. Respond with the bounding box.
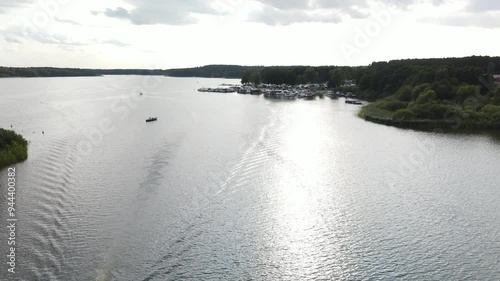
[0,67,167,78]
[165,65,263,78]
[241,65,359,87]
[354,56,500,101]
[0,65,264,79]
[240,56,499,91]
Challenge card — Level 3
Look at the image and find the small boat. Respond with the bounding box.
[139,92,143,96]
[303,92,315,99]
[345,99,362,105]
[250,89,262,95]
[146,117,158,122]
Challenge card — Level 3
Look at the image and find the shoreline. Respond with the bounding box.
[359,106,500,131]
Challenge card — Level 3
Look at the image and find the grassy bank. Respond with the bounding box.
[0,129,28,169]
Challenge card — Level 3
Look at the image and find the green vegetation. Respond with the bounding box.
[354,56,500,101]
[0,65,263,79]
[0,67,167,78]
[166,65,263,78]
[0,129,28,168]
[240,65,360,87]
[357,56,500,129]
[238,57,500,130]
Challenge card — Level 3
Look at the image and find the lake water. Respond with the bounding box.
[0,76,499,281]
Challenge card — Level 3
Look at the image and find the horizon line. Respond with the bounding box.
[1,55,498,70]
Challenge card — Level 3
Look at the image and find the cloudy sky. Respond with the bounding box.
[0,0,498,69]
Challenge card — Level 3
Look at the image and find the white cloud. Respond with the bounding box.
[95,39,130,47]
[55,17,80,25]
[104,7,130,19]
[0,0,499,68]
[0,0,33,9]
[465,0,500,12]
[4,25,86,46]
[422,12,500,28]
[249,6,343,25]
[418,0,500,28]
[247,0,448,25]
[4,35,22,43]
[101,0,223,25]
[0,0,34,14]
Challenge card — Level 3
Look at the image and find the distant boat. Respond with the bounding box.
[345,99,362,105]
[139,92,143,96]
[284,91,297,98]
[250,89,262,95]
[303,92,315,99]
[146,117,158,122]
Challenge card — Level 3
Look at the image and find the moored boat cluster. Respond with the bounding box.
[198,87,239,93]
[197,83,361,102]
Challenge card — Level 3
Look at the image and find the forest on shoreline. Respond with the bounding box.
[353,57,500,129]
[0,65,261,79]
[239,56,500,130]
[0,129,28,169]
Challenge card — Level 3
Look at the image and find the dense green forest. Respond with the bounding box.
[355,57,500,129]
[354,56,500,101]
[165,65,263,78]
[240,56,500,89]
[0,129,28,168]
[241,65,360,87]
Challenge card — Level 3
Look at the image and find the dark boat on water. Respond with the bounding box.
[146,117,158,122]
[345,99,362,105]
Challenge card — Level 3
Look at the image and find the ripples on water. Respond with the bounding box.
[0,76,499,281]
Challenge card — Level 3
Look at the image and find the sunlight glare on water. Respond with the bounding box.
[0,76,499,281]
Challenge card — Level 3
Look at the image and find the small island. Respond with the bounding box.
[0,128,28,169]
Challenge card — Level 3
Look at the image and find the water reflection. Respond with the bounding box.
[1,77,500,280]
[263,102,352,279]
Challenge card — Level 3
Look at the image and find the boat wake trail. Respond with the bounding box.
[140,104,292,280]
[94,138,176,281]
[23,134,83,280]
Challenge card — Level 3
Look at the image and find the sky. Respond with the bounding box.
[0,0,498,69]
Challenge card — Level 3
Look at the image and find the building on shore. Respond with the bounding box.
[494,75,500,84]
